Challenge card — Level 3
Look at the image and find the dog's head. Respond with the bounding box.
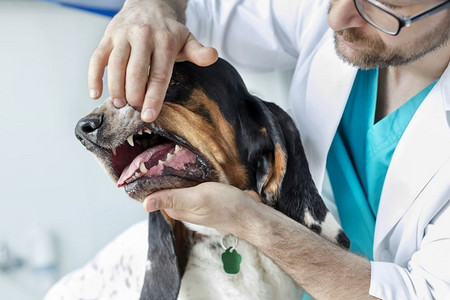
[75,58,349,299]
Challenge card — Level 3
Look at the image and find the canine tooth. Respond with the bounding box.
[140,162,148,173]
[137,129,143,135]
[127,135,134,147]
[158,160,164,165]
[111,147,117,156]
[166,153,173,161]
[175,145,182,153]
[144,128,152,135]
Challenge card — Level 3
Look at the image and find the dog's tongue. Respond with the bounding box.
[117,142,198,187]
[117,143,175,187]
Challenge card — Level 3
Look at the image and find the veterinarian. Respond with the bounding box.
[88,0,450,299]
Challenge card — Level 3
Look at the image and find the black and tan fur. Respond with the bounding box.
[75,58,349,299]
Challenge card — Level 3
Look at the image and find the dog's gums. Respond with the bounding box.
[110,127,209,188]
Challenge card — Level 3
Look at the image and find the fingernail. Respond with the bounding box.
[113,98,126,108]
[146,199,159,212]
[142,109,156,122]
[89,89,98,99]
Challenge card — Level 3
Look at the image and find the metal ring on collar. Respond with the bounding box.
[220,234,238,251]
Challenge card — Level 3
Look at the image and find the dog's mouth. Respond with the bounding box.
[110,126,210,189]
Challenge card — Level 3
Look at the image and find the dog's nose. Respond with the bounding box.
[75,114,104,145]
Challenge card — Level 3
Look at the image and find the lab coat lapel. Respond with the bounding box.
[301,31,357,190]
[374,64,450,256]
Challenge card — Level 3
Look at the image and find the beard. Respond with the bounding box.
[333,19,450,69]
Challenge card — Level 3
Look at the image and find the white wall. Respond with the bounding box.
[0,1,292,298]
[0,1,148,298]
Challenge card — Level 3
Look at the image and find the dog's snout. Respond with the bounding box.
[75,114,104,145]
[78,114,104,133]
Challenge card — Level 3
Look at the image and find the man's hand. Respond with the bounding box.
[143,182,262,235]
[88,0,218,122]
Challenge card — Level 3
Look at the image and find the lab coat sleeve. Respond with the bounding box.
[185,0,330,72]
[370,200,450,299]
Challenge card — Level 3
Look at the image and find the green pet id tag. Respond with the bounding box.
[221,247,242,274]
[220,234,242,274]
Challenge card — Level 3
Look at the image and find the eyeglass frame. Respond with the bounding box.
[354,0,450,36]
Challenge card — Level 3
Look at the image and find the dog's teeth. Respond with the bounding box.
[137,129,143,135]
[140,162,148,173]
[158,160,164,165]
[127,135,134,147]
[175,145,182,153]
[111,147,117,156]
[144,128,152,135]
[166,153,173,161]
[134,172,140,177]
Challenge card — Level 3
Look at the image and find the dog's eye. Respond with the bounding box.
[169,78,179,87]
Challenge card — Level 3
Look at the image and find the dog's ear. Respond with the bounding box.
[247,99,350,249]
[140,211,191,300]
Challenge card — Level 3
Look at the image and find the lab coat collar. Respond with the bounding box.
[373,62,450,256]
[302,30,357,191]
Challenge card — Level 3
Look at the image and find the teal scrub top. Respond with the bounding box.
[302,70,436,300]
[326,69,437,259]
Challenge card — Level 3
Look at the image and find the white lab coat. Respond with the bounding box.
[186,0,450,298]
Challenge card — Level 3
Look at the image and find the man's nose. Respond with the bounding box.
[328,0,367,32]
[75,113,104,146]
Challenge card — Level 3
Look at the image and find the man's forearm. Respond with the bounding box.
[235,203,378,300]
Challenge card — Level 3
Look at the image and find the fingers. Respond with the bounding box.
[88,14,218,123]
[178,33,218,66]
[144,186,201,214]
[142,183,261,232]
[107,41,131,107]
[141,33,178,122]
[88,40,112,100]
[125,39,151,109]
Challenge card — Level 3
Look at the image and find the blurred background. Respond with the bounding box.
[0,0,291,299]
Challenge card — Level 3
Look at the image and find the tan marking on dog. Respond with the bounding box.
[260,143,287,204]
[155,89,248,189]
[259,127,268,136]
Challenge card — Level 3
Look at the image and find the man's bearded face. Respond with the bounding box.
[328,0,450,69]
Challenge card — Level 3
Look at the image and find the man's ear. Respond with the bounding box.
[139,211,191,300]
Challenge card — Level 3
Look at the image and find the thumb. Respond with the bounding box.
[178,33,218,66]
[143,190,177,212]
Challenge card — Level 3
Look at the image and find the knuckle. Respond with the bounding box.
[164,193,176,209]
[156,31,177,52]
[90,50,106,67]
[149,70,170,84]
[134,24,153,38]
[127,68,146,82]
[126,24,154,42]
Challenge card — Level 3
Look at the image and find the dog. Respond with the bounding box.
[75,58,350,300]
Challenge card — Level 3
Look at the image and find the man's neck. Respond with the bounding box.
[376,42,450,121]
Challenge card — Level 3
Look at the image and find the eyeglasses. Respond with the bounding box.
[354,0,450,35]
